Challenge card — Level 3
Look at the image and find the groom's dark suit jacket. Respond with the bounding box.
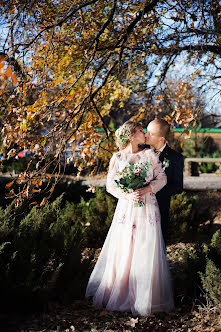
[140,144,184,241]
[157,144,184,241]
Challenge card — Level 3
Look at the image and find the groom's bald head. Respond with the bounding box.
[151,118,170,139]
[145,118,170,149]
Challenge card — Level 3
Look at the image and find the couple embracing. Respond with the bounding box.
[86,119,184,316]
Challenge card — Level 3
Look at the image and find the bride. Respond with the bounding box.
[85,121,174,316]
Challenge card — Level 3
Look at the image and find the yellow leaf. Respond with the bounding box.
[192,119,197,127]
[38,179,43,186]
[21,120,27,131]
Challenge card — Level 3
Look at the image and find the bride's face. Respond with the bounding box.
[131,127,145,145]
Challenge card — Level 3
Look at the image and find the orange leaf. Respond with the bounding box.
[40,197,47,207]
[31,189,41,193]
[0,55,6,61]
[30,201,37,205]
[11,72,17,84]
[6,189,15,197]
[27,160,32,170]
[49,185,55,193]
[5,180,14,189]
[5,65,13,79]
[0,61,4,70]
[46,174,51,179]
[5,65,17,84]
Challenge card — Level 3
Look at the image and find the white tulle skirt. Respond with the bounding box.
[85,193,174,316]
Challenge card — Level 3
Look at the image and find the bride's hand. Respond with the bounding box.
[127,191,142,202]
[136,185,152,196]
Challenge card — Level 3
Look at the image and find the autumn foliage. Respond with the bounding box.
[0,0,220,203]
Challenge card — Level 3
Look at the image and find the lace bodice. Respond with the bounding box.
[106,148,167,200]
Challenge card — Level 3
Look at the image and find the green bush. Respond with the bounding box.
[1,156,37,173]
[198,151,221,174]
[49,180,94,205]
[56,187,116,248]
[168,192,206,242]
[0,178,94,208]
[182,230,221,306]
[182,124,218,159]
[79,188,117,247]
[181,125,221,174]
[0,187,117,311]
[0,195,87,311]
[0,182,218,312]
[199,230,221,308]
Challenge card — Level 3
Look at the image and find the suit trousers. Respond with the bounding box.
[156,196,170,244]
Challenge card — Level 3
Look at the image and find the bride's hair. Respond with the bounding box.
[115,121,141,150]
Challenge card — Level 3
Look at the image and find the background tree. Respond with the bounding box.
[0,0,220,203]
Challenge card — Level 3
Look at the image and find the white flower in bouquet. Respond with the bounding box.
[114,161,151,207]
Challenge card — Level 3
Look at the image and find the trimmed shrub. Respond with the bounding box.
[0,178,94,208]
[168,192,207,242]
[182,230,221,306]
[200,259,221,308]
[199,230,221,308]
[57,187,117,248]
[0,187,116,311]
[0,195,87,311]
[198,151,221,174]
[0,182,218,312]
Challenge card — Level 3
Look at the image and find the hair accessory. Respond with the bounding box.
[119,127,130,145]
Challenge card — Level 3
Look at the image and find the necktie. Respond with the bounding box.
[153,148,161,156]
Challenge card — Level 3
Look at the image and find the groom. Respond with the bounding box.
[145,118,184,242]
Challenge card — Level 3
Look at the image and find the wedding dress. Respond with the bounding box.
[85,149,174,316]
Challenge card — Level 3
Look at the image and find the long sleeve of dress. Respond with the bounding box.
[106,153,130,200]
[149,151,167,194]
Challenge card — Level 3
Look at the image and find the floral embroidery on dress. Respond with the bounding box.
[118,213,126,223]
[116,152,121,159]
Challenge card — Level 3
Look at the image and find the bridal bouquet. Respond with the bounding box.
[114,161,151,207]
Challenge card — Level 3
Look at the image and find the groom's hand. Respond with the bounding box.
[136,185,152,196]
